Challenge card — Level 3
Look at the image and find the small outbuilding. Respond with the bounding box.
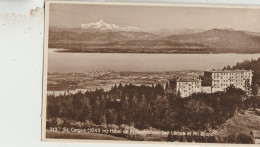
[250,130,260,144]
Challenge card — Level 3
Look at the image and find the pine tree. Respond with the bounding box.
[153,96,172,130]
[136,95,149,129]
[226,65,232,70]
[92,97,101,124]
[101,114,107,127]
[121,94,130,125]
[129,96,138,126]
[80,98,92,122]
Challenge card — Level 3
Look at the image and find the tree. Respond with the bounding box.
[101,114,107,127]
[252,76,259,96]
[226,65,232,70]
[224,133,253,144]
[120,94,130,125]
[92,97,102,124]
[184,99,214,130]
[106,109,114,124]
[118,83,123,89]
[57,97,74,119]
[237,133,254,144]
[152,96,172,130]
[225,134,239,143]
[79,97,92,122]
[129,96,138,126]
[47,96,60,119]
[72,93,83,121]
[135,95,151,129]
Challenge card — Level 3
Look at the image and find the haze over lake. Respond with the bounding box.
[48,49,260,73]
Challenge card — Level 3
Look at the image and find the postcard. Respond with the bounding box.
[42,1,260,144]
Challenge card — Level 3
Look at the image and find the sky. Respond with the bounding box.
[49,2,260,32]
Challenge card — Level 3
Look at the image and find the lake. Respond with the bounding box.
[48,48,260,73]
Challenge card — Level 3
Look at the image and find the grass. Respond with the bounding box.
[46,130,128,141]
[214,110,260,141]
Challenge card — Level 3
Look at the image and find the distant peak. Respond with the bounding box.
[209,28,224,32]
[81,20,141,32]
[97,19,104,22]
[208,28,239,32]
[224,28,236,31]
[96,19,105,24]
[204,28,234,34]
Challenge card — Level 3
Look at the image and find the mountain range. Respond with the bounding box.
[49,20,260,53]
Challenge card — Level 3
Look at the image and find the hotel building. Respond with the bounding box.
[169,77,202,98]
[204,69,253,93]
[169,69,253,98]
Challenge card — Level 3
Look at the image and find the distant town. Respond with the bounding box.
[47,70,198,93]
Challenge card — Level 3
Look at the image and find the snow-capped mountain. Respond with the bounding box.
[81,20,140,32]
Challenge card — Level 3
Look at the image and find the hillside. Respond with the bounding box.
[214,110,260,143]
[165,28,260,53]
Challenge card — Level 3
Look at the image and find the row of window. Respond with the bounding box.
[211,72,251,76]
[213,83,245,87]
[181,90,199,93]
[213,79,250,83]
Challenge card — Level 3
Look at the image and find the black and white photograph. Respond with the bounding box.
[42,1,260,144]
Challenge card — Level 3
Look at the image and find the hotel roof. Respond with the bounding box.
[204,69,253,73]
[170,77,202,82]
[251,130,260,138]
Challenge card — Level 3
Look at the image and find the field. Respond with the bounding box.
[214,110,260,141]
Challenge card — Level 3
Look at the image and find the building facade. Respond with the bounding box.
[169,69,253,98]
[204,69,253,93]
[250,130,260,144]
[169,77,202,98]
